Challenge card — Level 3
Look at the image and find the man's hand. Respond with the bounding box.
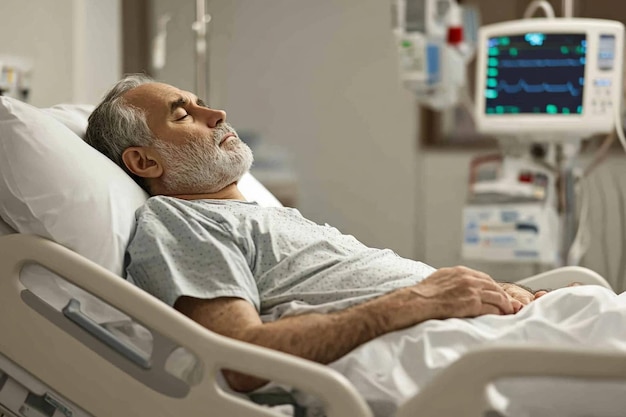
[398,266,516,324]
[498,282,533,312]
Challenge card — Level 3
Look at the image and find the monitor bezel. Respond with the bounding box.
[474,18,624,136]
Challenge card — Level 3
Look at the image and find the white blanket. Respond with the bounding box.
[312,286,626,416]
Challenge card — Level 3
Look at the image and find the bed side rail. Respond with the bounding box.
[516,265,613,290]
[0,234,372,417]
[396,344,626,417]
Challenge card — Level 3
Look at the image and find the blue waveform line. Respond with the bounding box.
[499,58,583,68]
[497,79,581,96]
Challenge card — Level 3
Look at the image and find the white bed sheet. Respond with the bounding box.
[290,285,626,416]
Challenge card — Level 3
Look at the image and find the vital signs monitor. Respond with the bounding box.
[474,18,624,136]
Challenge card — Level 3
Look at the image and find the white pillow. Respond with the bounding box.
[0,97,148,276]
[41,104,95,139]
[0,104,94,239]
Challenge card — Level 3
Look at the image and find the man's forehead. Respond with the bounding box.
[123,82,194,113]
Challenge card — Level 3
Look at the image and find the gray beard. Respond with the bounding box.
[154,123,254,194]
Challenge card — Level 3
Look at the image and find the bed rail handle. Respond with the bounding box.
[62,298,152,370]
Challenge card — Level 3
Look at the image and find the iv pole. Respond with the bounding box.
[192,0,211,100]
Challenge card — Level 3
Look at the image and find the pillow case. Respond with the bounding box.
[0,103,96,239]
[0,97,148,276]
[41,103,95,139]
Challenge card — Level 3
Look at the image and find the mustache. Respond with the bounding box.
[212,123,237,144]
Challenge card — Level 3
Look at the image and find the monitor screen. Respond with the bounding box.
[484,33,586,115]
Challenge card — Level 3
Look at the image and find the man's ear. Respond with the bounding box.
[122,146,163,179]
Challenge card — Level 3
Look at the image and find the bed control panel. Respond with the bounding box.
[0,376,77,417]
[0,357,92,417]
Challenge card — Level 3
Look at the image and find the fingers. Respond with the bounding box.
[422,266,518,318]
[481,290,514,315]
[508,296,523,313]
[506,290,533,305]
[498,282,535,306]
[441,266,516,315]
[480,303,503,316]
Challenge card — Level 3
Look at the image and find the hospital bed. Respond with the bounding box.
[0,96,623,417]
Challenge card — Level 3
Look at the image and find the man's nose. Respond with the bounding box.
[200,107,227,128]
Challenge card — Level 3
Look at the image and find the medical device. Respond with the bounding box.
[151,14,171,71]
[0,55,32,102]
[393,0,479,109]
[463,17,625,265]
[151,0,212,100]
[474,18,624,140]
[463,154,559,263]
[191,0,211,101]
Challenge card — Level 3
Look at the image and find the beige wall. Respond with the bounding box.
[0,0,121,106]
[0,0,74,106]
[73,0,122,104]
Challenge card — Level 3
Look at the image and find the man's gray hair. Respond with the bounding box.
[85,73,156,192]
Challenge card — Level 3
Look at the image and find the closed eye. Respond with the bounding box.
[176,113,189,121]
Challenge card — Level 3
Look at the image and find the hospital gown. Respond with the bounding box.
[125,196,435,316]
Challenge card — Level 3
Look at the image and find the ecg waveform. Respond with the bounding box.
[485,33,586,114]
[498,58,583,68]
[497,80,581,96]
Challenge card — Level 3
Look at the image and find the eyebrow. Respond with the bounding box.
[169,96,207,114]
[169,97,187,114]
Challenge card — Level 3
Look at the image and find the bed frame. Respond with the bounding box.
[0,234,623,417]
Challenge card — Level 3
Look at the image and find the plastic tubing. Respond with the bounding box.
[523,0,556,19]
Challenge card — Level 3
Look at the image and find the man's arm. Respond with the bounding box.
[175,266,515,392]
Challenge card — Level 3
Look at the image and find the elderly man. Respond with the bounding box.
[85,74,543,393]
